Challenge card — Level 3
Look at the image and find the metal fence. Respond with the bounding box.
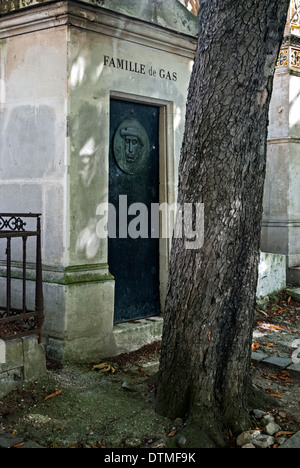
[0,214,44,343]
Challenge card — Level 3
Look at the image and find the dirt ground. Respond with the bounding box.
[250,290,300,437]
[0,292,299,448]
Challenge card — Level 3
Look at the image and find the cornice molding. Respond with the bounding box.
[0,0,197,58]
[0,1,68,38]
[262,219,300,228]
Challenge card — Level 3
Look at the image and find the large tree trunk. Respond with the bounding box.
[156,0,290,448]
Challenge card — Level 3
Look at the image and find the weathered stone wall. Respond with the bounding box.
[0,336,46,398]
[262,2,300,284]
[257,253,287,298]
[0,1,198,362]
[0,27,68,268]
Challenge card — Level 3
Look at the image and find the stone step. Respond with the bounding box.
[279,431,300,449]
[113,317,163,356]
[287,268,300,285]
[251,352,300,380]
[286,287,300,302]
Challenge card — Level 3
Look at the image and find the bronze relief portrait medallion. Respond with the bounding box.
[113,119,150,175]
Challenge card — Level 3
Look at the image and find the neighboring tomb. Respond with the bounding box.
[262,0,300,285]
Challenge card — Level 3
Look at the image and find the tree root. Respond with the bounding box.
[166,415,227,449]
[248,381,281,410]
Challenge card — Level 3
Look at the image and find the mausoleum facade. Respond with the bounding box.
[0,0,299,362]
[0,0,198,361]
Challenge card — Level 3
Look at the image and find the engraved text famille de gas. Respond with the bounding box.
[103,55,178,81]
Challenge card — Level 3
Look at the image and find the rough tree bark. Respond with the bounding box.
[156,0,290,448]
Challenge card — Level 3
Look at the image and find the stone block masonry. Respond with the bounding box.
[0,336,46,398]
[0,0,199,362]
[251,352,300,380]
[257,253,286,298]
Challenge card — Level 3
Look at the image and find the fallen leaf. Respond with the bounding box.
[263,374,272,380]
[167,429,178,437]
[274,431,296,438]
[279,371,294,383]
[92,363,117,374]
[257,309,268,316]
[269,324,283,331]
[266,371,293,384]
[12,442,25,448]
[92,362,110,371]
[270,392,283,399]
[151,442,166,448]
[44,389,62,402]
[251,342,259,351]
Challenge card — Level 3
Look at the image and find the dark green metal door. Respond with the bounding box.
[109,99,160,323]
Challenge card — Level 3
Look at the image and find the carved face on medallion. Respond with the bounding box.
[113,119,150,175]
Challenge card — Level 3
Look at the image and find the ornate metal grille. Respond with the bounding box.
[0,214,44,343]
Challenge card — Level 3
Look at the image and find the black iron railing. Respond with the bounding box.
[0,214,44,343]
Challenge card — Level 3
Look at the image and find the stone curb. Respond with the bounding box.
[0,433,44,449]
[251,352,300,379]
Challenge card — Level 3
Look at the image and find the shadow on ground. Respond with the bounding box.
[0,291,299,448]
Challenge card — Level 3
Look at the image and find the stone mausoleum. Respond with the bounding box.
[0,0,198,361]
[0,0,299,362]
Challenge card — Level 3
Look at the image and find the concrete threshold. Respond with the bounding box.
[113,316,163,356]
[286,287,300,302]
